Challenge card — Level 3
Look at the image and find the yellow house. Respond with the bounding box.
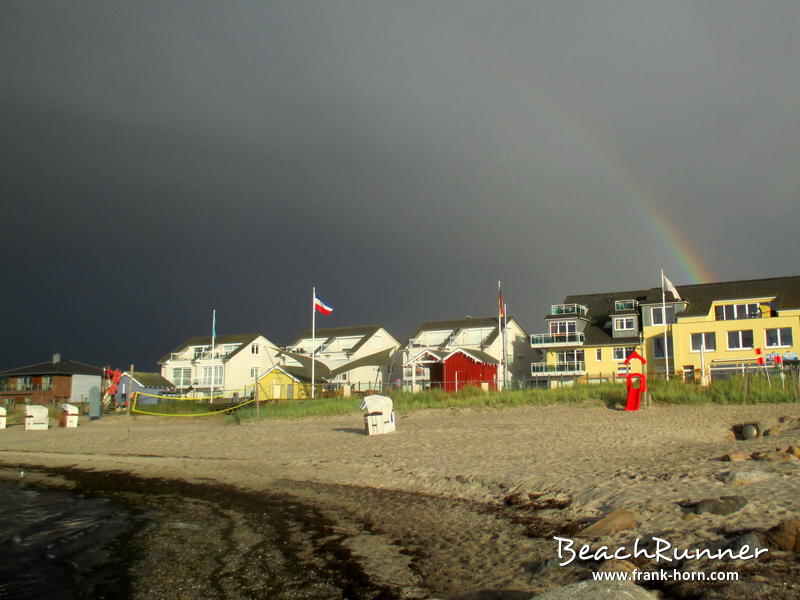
[641,276,800,381]
[256,366,312,401]
[531,276,800,386]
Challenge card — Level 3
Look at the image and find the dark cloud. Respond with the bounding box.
[2,2,799,370]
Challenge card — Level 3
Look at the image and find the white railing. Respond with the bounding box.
[531,362,586,375]
[530,332,585,347]
[550,304,588,317]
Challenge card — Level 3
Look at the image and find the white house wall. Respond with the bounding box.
[70,374,102,403]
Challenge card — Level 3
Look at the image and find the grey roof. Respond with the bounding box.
[158,332,262,364]
[560,290,650,346]
[1,358,103,377]
[667,275,800,316]
[127,371,176,389]
[558,275,800,347]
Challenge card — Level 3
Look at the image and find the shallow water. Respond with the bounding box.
[0,478,132,599]
[0,470,400,599]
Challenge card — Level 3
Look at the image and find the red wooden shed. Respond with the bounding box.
[432,349,498,392]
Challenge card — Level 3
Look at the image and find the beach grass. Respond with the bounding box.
[5,374,792,425]
[225,374,797,422]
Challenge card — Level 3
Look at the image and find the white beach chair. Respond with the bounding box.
[361,394,396,435]
[24,405,49,430]
[0,406,6,429]
[60,404,80,428]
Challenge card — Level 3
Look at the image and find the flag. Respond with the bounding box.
[314,294,333,315]
[498,282,505,318]
[662,272,681,301]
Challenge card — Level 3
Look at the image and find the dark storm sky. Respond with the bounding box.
[3,2,799,371]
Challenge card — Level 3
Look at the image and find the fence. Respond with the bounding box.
[136,364,800,407]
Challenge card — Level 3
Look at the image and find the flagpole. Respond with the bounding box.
[311,287,316,399]
[661,270,670,382]
[503,302,509,390]
[211,309,216,399]
[498,281,503,390]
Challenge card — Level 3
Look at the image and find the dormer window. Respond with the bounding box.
[614,300,637,311]
[613,317,635,331]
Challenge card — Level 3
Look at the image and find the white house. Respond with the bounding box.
[158,332,281,398]
[282,325,402,390]
[403,316,538,389]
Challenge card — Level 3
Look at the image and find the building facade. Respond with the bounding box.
[403,317,537,390]
[282,325,401,390]
[158,333,281,398]
[530,276,800,387]
[0,354,103,404]
[114,371,177,406]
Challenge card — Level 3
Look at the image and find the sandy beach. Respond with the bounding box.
[2,403,800,599]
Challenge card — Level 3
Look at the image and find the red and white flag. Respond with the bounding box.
[314,294,333,315]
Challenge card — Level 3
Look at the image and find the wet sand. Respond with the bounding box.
[2,403,800,598]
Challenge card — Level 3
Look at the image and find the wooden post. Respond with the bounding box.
[793,368,799,403]
[743,365,750,404]
[127,364,134,416]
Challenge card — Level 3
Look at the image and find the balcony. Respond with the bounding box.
[547,304,588,318]
[530,332,585,347]
[531,362,586,376]
[614,299,638,312]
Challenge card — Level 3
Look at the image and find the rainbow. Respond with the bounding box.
[587,145,716,285]
[545,103,716,285]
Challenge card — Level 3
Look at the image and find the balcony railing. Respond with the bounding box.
[549,304,588,318]
[530,332,585,347]
[193,351,233,361]
[531,362,586,375]
[614,300,638,312]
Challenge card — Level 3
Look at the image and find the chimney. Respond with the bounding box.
[52,353,61,364]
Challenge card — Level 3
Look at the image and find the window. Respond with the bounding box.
[549,321,577,335]
[613,347,636,361]
[193,345,211,359]
[172,367,191,387]
[653,337,673,358]
[714,303,761,321]
[250,367,259,379]
[251,344,260,355]
[651,306,676,325]
[556,349,584,364]
[202,366,223,386]
[690,332,716,352]
[727,330,754,350]
[595,348,602,361]
[766,327,793,347]
[613,317,635,331]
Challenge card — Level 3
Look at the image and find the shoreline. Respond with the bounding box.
[2,403,800,598]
